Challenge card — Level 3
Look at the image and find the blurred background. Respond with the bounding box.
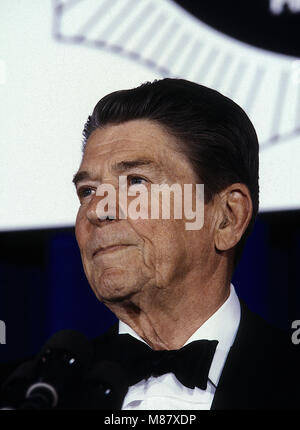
[0,0,300,362]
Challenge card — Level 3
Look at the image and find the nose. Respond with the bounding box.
[86,194,117,226]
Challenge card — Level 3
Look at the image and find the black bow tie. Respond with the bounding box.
[112,334,218,390]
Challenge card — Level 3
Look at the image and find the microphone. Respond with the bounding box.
[1,329,93,410]
[0,360,36,409]
[79,360,129,409]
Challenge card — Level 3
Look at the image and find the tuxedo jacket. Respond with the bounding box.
[91,300,300,410]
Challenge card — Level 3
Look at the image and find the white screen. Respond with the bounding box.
[1,0,299,231]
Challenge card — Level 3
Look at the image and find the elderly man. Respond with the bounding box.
[73,78,298,410]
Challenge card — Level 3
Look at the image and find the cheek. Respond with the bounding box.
[75,207,88,250]
[131,218,187,262]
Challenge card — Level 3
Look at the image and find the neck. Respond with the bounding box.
[105,267,232,350]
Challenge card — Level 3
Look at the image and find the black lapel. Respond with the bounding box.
[211,300,299,410]
[211,300,260,409]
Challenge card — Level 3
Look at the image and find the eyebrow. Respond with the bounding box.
[112,159,156,173]
[72,170,93,187]
[72,159,156,187]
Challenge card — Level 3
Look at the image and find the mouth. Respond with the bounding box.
[92,244,131,257]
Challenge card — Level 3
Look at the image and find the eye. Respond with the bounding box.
[77,186,94,200]
[128,175,147,186]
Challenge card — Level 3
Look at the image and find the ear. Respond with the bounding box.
[214,183,253,252]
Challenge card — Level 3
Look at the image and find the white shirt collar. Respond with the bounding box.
[119,284,241,387]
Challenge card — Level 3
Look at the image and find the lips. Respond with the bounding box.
[92,244,130,257]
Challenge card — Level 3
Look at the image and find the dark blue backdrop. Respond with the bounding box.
[0,209,299,363]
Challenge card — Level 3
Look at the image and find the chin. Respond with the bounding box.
[91,267,140,303]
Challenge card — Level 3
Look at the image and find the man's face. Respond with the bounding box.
[75,120,215,307]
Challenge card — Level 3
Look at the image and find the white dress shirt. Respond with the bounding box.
[120,284,241,410]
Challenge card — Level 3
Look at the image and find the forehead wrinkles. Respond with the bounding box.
[82,134,175,171]
[85,119,179,155]
[82,140,166,174]
[85,138,162,159]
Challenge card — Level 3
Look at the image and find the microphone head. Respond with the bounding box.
[37,329,93,371]
[0,360,36,409]
[80,360,129,410]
